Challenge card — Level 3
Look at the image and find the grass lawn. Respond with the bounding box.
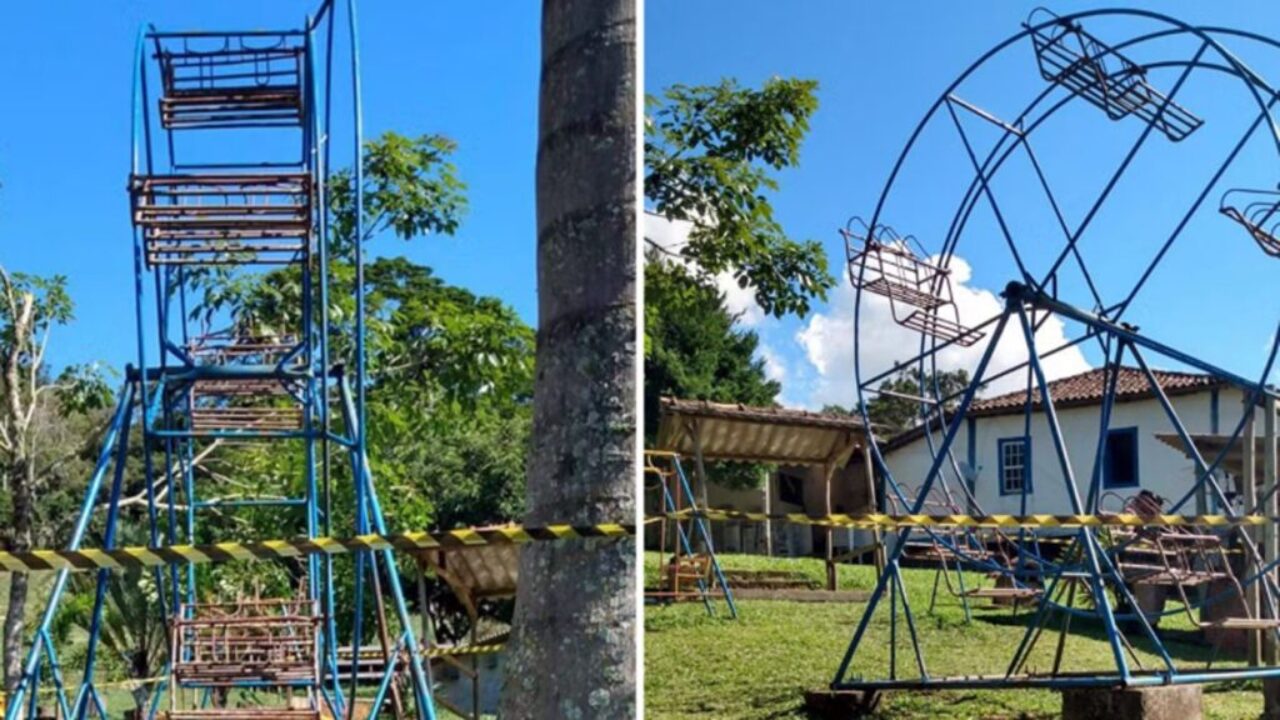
[644,552,1266,719]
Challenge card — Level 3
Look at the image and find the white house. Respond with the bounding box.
[880,365,1253,517]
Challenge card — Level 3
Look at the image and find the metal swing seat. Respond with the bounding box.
[1221,188,1280,258]
[890,488,1043,613]
[1099,489,1280,666]
[165,595,322,720]
[130,173,312,267]
[1026,8,1202,142]
[842,219,985,347]
[154,32,306,131]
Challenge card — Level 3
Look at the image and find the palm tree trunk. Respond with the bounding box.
[499,0,636,717]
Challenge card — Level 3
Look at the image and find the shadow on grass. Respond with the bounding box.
[973,608,1233,668]
[761,689,1059,720]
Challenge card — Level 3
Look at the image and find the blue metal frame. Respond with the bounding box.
[839,7,1280,694]
[3,2,438,718]
[645,453,738,619]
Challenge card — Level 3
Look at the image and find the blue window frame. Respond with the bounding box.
[1104,426,1140,488]
[998,436,1031,496]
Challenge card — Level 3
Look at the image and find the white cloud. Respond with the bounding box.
[643,212,765,326]
[795,254,1092,409]
[758,343,787,383]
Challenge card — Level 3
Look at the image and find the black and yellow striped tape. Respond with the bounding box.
[0,524,634,574]
[426,642,505,658]
[655,509,1276,529]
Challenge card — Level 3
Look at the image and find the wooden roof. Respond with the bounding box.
[1155,433,1274,483]
[418,543,519,615]
[656,397,866,466]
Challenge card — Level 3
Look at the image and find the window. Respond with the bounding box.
[778,473,805,506]
[998,436,1030,496]
[1104,426,1140,488]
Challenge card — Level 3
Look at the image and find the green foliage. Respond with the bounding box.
[384,406,529,530]
[364,257,534,410]
[330,132,468,253]
[183,127,531,624]
[56,363,115,414]
[646,77,832,318]
[0,271,74,332]
[0,265,109,546]
[865,368,974,435]
[53,538,166,703]
[644,255,778,489]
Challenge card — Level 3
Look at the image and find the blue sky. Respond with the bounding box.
[647,1,1280,409]
[0,1,539,373]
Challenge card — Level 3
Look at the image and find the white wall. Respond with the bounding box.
[881,386,1247,517]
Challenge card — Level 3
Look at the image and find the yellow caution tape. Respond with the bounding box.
[655,509,1275,529]
[425,642,505,658]
[0,523,635,574]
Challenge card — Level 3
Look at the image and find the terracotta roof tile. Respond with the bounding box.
[881,365,1225,453]
[968,365,1223,417]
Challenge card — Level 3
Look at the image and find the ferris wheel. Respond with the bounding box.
[837,7,1280,693]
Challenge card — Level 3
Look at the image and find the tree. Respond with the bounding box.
[644,255,779,489]
[865,368,974,434]
[0,267,110,692]
[646,77,833,318]
[186,130,535,571]
[53,528,166,713]
[500,0,636,716]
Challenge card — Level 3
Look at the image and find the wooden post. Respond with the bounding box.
[825,458,836,591]
[763,466,773,557]
[1244,395,1262,666]
[416,557,432,650]
[690,419,709,509]
[690,420,710,553]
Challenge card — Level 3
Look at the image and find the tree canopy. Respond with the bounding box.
[865,367,975,435]
[0,265,113,691]
[644,255,779,489]
[645,77,832,318]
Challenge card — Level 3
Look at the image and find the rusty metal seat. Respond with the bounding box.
[168,377,304,436]
[165,599,322,719]
[841,219,985,347]
[1027,9,1202,141]
[130,173,311,267]
[155,35,304,130]
[1221,188,1280,257]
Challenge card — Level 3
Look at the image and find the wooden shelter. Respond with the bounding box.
[415,542,519,719]
[655,397,875,588]
[1155,395,1279,665]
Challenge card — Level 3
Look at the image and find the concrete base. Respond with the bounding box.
[803,688,882,718]
[1264,677,1280,719]
[1062,685,1202,720]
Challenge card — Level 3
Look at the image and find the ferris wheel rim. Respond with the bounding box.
[850,11,1280,466]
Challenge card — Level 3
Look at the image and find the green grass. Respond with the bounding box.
[644,553,1265,719]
